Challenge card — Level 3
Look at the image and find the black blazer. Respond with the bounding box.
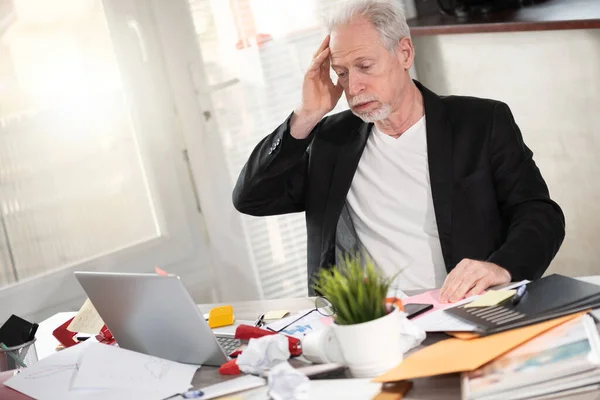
[233,81,565,293]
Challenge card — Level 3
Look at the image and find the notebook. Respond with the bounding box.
[446,274,600,335]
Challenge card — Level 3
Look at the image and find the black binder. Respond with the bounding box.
[445,274,600,335]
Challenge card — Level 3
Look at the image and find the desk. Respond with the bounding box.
[35,278,600,399]
[190,291,600,399]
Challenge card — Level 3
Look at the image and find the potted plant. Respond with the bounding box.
[312,253,407,378]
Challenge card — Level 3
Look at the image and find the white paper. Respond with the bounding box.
[413,308,478,332]
[35,311,77,360]
[308,379,382,399]
[67,299,105,335]
[65,387,184,400]
[265,309,333,339]
[414,280,529,332]
[5,341,177,399]
[72,343,198,392]
[5,340,98,399]
[234,378,382,400]
[169,375,266,400]
[577,276,600,287]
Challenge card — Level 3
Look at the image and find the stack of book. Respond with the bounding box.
[462,314,600,400]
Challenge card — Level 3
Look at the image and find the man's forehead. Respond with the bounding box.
[329,19,382,61]
[330,49,375,68]
[329,41,380,66]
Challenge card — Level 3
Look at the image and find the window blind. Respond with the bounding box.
[188,0,350,298]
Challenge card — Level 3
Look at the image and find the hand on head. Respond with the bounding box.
[298,35,344,121]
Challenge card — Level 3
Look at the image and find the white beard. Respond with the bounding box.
[351,103,392,122]
[348,94,392,122]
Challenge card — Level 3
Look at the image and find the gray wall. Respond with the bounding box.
[413,28,600,278]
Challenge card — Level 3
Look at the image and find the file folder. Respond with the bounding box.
[374,312,585,382]
[445,274,600,335]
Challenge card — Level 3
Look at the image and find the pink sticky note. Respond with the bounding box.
[155,267,169,276]
[402,289,449,319]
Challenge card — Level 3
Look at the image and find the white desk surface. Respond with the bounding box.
[34,277,600,399]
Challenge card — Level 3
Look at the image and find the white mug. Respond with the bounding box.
[302,309,413,378]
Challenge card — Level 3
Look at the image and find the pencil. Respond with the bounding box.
[0,342,28,368]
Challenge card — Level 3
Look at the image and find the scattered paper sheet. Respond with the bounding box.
[464,289,516,308]
[67,299,105,335]
[264,310,290,320]
[72,343,198,391]
[5,340,96,399]
[266,309,333,339]
[374,312,586,383]
[413,308,478,332]
[173,375,266,400]
[4,341,179,400]
[218,378,383,400]
[35,311,77,360]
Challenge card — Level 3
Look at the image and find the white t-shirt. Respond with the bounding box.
[346,116,447,290]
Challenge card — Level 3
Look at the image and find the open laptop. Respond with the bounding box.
[74,271,240,366]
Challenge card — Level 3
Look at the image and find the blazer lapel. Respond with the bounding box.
[321,121,371,260]
[417,81,454,269]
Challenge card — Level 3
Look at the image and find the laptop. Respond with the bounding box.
[74,271,241,366]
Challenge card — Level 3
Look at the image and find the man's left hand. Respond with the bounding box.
[439,259,511,303]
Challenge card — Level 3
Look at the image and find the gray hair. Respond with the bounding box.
[325,0,410,53]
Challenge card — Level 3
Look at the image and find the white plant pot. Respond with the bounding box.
[332,309,406,378]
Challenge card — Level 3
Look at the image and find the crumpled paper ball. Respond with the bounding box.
[267,361,309,400]
[237,334,290,375]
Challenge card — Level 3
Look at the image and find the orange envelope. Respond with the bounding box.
[374,312,586,383]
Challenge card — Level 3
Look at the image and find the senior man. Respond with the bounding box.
[232,0,565,303]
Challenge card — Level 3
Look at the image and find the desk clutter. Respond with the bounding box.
[446,274,600,335]
[4,273,600,400]
[373,274,600,399]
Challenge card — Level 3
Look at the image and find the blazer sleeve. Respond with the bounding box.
[486,102,566,280]
[232,112,316,216]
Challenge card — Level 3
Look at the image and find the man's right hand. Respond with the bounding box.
[290,35,344,140]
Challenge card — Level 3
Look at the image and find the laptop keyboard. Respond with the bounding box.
[217,336,241,355]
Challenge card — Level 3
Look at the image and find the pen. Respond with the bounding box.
[254,313,265,327]
[0,343,28,368]
[182,390,204,398]
[511,284,527,305]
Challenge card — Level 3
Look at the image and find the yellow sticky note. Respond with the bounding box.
[208,305,235,328]
[464,289,516,308]
[264,310,290,320]
[67,298,105,334]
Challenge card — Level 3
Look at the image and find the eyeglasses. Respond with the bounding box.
[256,297,336,333]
